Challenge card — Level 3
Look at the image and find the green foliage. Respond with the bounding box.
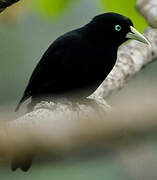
[101,0,147,32]
[36,0,73,16]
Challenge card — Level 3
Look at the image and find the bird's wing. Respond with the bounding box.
[15,32,82,111]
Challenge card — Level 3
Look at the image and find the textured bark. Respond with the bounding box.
[0,0,19,13]
[137,0,157,28]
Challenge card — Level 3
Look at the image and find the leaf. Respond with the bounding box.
[100,0,147,32]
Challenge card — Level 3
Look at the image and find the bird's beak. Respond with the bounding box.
[126,26,150,46]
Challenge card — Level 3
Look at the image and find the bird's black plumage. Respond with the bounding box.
[15,12,134,112]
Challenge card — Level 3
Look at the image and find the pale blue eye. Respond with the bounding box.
[115,25,121,31]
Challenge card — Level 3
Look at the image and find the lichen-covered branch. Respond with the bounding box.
[137,0,157,28]
[2,85,157,160]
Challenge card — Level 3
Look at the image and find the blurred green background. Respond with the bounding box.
[0,0,157,179]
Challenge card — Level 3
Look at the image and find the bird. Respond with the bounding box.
[15,12,149,112]
[13,12,150,171]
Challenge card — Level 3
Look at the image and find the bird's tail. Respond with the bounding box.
[11,154,33,172]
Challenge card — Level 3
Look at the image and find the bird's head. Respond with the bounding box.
[85,12,150,47]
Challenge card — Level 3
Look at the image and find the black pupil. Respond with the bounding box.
[117,25,120,30]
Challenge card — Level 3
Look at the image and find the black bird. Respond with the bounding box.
[13,12,150,171]
[16,12,149,112]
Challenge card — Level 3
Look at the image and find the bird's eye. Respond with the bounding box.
[115,25,122,31]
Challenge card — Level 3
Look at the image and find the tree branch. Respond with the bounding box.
[137,0,157,28]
